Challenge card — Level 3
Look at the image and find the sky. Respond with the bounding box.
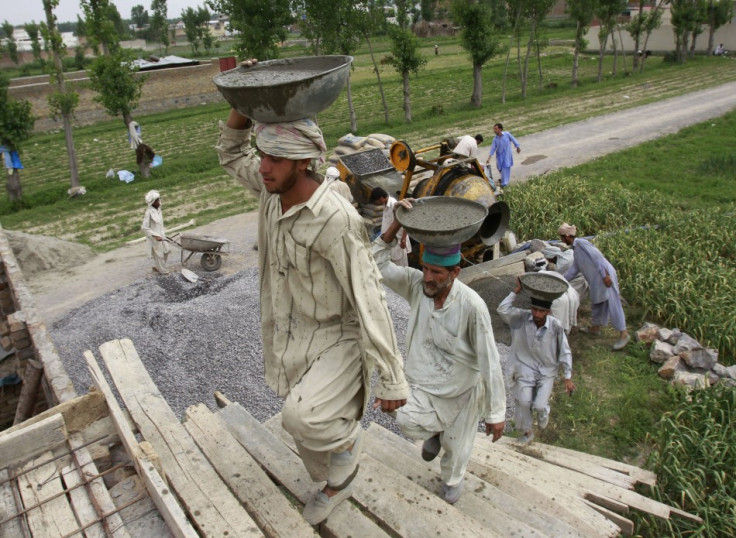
[4,0,208,27]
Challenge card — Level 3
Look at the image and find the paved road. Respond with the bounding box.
[27,82,736,323]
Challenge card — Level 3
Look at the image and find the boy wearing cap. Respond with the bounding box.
[497,278,575,445]
[373,199,506,504]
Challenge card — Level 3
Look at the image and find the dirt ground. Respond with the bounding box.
[20,81,736,323]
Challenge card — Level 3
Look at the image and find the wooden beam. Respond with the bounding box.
[583,500,635,536]
[0,414,67,469]
[218,400,389,538]
[184,403,317,537]
[0,469,29,537]
[97,340,262,537]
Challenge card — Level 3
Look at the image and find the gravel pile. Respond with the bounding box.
[50,268,513,434]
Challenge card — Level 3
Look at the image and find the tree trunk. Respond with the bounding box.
[572,22,582,87]
[470,62,482,107]
[346,73,357,133]
[597,31,609,82]
[689,31,697,58]
[522,20,535,99]
[402,72,412,122]
[364,33,389,123]
[611,27,618,76]
[536,38,543,89]
[63,113,80,189]
[618,26,627,73]
[6,168,22,202]
[707,23,715,55]
[633,0,644,70]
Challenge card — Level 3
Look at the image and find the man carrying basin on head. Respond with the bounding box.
[215,62,409,525]
[372,198,506,504]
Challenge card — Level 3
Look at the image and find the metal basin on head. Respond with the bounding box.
[395,197,488,247]
[519,272,570,302]
[213,55,353,122]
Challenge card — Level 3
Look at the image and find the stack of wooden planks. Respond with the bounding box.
[0,338,701,537]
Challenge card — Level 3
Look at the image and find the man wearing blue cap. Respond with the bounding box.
[373,199,506,504]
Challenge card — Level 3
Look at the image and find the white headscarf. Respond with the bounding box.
[325,166,340,182]
[145,190,160,205]
[254,119,327,169]
[542,245,562,259]
[558,223,577,236]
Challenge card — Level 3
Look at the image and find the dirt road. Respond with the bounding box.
[27,82,736,323]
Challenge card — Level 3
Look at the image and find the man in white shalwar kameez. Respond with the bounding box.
[524,252,579,334]
[373,199,506,504]
[498,278,575,445]
[141,190,170,274]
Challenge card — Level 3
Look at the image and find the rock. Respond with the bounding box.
[725,365,736,380]
[649,340,675,364]
[658,356,686,380]
[680,348,718,370]
[720,378,736,388]
[635,322,660,344]
[667,328,682,345]
[657,328,672,342]
[673,333,701,355]
[671,370,709,389]
[713,363,729,377]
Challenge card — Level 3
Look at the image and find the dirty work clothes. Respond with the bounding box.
[216,121,409,475]
[141,205,170,273]
[373,236,506,486]
[488,131,520,187]
[380,196,412,266]
[453,135,479,159]
[563,238,626,332]
[328,179,354,203]
[497,291,572,432]
[549,248,589,300]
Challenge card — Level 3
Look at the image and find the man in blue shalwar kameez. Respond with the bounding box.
[487,123,521,189]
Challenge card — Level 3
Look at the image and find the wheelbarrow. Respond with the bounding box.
[167,232,230,271]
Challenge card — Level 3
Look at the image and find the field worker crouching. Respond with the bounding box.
[215,90,409,526]
[497,277,575,445]
[373,198,506,504]
[141,190,170,274]
[558,223,630,351]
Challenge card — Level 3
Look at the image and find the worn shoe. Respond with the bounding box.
[421,434,441,462]
[442,479,464,504]
[303,482,355,525]
[578,326,600,336]
[612,334,631,351]
[517,432,535,445]
[537,410,549,430]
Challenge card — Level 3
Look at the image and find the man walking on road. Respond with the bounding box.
[558,223,630,351]
[373,198,506,504]
[487,123,521,189]
[215,97,409,525]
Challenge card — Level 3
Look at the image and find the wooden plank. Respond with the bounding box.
[365,422,587,538]
[475,439,702,525]
[183,403,318,538]
[458,251,526,285]
[97,339,262,537]
[16,451,79,538]
[494,436,656,487]
[468,442,619,537]
[84,350,197,538]
[583,500,635,536]
[0,469,28,537]
[0,414,67,469]
[217,401,390,538]
[66,432,131,538]
[59,460,106,538]
[493,436,637,490]
[263,416,491,538]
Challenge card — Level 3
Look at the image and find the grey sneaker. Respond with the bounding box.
[303,482,355,525]
[612,334,631,351]
[442,479,464,504]
[421,433,441,462]
[538,410,549,430]
[517,432,535,445]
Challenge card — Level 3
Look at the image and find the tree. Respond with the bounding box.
[359,1,392,123]
[150,0,170,54]
[567,0,598,86]
[182,7,203,54]
[420,0,438,22]
[42,0,82,194]
[1,21,19,65]
[670,0,701,63]
[131,5,149,28]
[80,0,120,55]
[451,0,504,108]
[594,0,626,80]
[520,0,556,98]
[0,74,34,202]
[24,22,45,69]
[705,0,734,55]
[637,0,664,72]
[387,26,427,122]
[206,0,291,59]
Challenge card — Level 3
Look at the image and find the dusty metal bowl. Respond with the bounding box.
[395,197,488,247]
[213,55,353,122]
[519,272,570,301]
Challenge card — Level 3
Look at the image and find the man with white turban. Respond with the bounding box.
[141,190,170,274]
[216,102,408,525]
[325,165,354,202]
[558,223,630,351]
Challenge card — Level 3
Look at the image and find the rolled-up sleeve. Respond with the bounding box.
[215,120,262,196]
[372,236,416,301]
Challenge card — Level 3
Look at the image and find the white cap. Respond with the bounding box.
[325,166,340,181]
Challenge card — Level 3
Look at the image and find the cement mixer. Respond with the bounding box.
[332,138,509,267]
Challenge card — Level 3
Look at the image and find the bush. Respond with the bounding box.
[635,385,736,536]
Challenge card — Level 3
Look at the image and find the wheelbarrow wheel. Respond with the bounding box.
[201,253,222,271]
